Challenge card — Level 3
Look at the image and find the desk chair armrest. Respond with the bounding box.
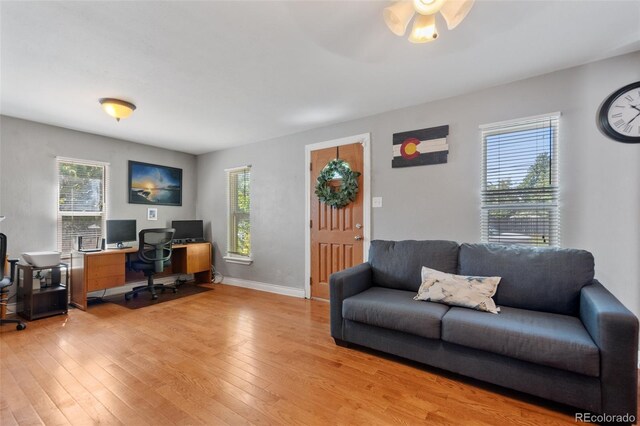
[8,259,19,282]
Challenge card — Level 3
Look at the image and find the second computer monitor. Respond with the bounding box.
[172,220,204,243]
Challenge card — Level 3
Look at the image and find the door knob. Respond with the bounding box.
[354,235,363,241]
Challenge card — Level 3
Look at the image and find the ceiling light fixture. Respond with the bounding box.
[384,0,475,43]
[409,14,438,43]
[383,1,416,36]
[99,98,136,122]
[413,0,445,16]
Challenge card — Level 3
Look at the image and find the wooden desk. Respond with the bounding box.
[70,242,212,310]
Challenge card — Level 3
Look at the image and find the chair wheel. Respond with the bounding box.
[152,294,158,300]
[17,323,26,331]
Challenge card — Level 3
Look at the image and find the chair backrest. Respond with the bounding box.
[137,228,175,273]
[0,233,6,279]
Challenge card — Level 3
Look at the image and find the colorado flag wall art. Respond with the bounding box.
[392,125,449,168]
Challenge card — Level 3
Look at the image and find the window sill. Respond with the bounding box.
[223,255,253,266]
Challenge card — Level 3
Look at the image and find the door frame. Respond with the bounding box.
[304,133,371,299]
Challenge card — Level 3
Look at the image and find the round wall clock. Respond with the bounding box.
[597,81,640,143]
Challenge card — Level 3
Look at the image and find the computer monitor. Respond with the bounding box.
[172,220,204,243]
[106,219,137,248]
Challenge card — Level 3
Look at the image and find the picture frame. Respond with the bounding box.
[128,161,183,206]
[147,207,158,221]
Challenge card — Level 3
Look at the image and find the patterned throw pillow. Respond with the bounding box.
[414,267,502,314]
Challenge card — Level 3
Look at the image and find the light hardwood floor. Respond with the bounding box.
[1,284,589,425]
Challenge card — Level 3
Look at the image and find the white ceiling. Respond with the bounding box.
[1,1,639,155]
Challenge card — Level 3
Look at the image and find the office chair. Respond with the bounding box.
[0,233,26,330]
[125,228,177,301]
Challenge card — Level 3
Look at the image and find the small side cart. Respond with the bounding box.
[17,263,68,321]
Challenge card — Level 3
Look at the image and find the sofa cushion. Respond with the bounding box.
[343,287,449,339]
[458,243,594,316]
[442,306,600,377]
[369,240,459,292]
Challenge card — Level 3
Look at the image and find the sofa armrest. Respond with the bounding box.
[329,262,372,340]
[580,280,638,417]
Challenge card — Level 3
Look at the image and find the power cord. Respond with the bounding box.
[87,289,108,304]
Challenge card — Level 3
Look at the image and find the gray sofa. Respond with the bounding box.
[330,240,638,418]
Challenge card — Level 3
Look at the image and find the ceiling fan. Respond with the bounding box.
[384,0,475,43]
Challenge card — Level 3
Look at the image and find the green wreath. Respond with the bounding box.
[315,159,361,208]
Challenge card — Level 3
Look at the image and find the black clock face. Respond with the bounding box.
[598,81,640,143]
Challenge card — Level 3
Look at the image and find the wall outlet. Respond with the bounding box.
[372,197,383,208]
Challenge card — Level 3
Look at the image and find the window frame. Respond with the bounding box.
[224,165,252,265]
[56,157,109,257]
[480,113,560,247]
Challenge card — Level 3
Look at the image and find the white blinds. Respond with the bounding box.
[57,158,108,254]
[481,114,560,246]
[227,166,251,256]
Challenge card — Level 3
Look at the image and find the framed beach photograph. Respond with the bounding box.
[147,207,158,221]
[128,161,183,206]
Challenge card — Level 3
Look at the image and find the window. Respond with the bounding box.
[481,113,559,246]
[57,158,108,255]
[226,166,251,262]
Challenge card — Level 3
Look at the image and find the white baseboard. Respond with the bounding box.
[221,277,305,299]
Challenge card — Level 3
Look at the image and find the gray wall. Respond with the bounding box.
[0,116,198,263]
[197,52,640,316]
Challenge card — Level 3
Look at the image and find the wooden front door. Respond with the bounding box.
[310,142,364,299]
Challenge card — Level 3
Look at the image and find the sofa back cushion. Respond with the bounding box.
[369,240,459,292]
[458,243,594,316]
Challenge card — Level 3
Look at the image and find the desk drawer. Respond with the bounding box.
[92,264,125,278]
[186,243,211,273]
[85,253,126,291]
[87,253,125,267]
[87,275,125,292]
